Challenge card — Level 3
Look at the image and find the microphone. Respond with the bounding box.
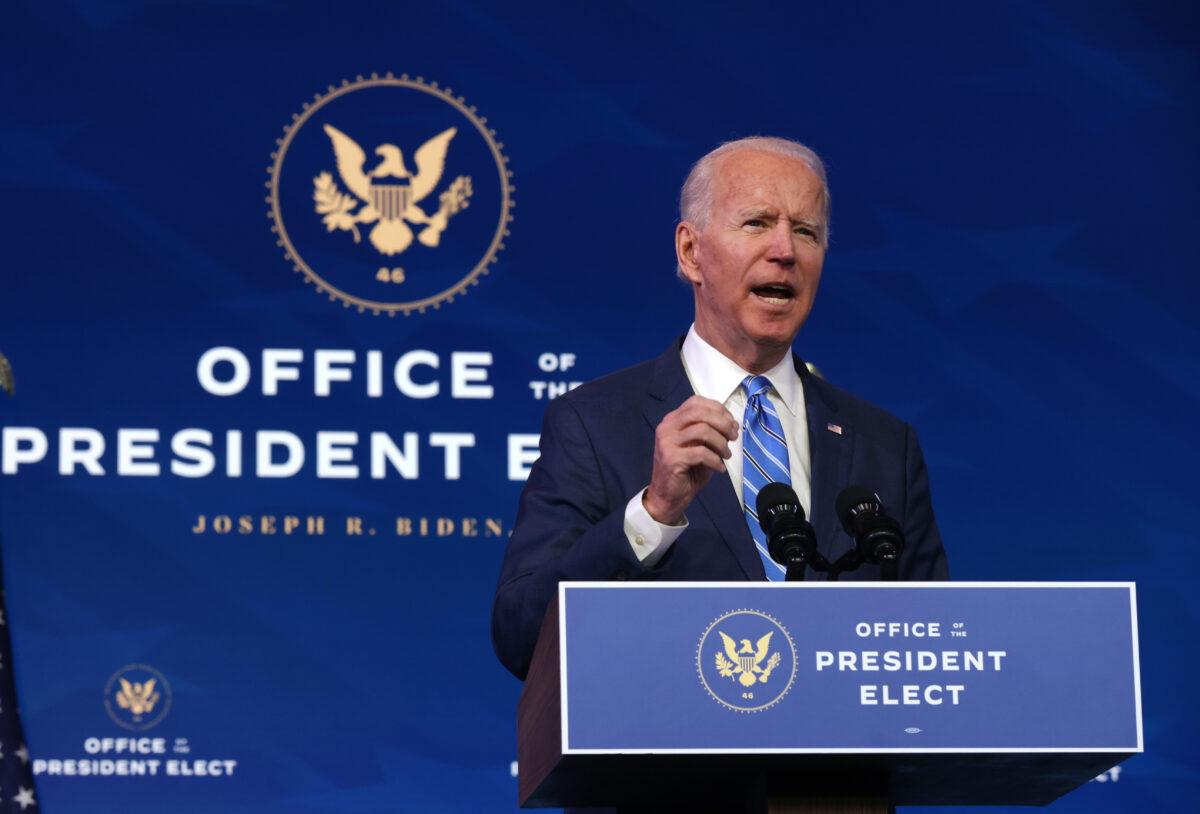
[835,486,905,581]
[756,483,819,582]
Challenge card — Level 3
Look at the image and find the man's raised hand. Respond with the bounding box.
[643,396,739,525]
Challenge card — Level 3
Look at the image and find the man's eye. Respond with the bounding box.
[794,226,815,236]
[744,219,766,228]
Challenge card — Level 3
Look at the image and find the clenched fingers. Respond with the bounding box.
[662,396,738,440]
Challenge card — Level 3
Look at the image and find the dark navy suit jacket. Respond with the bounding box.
[492,338,948,679]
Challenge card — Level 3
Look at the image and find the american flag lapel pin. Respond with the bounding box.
[826,422,843,435]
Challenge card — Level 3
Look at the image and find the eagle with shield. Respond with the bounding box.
[715,631,783,687]
[314,124,473,256]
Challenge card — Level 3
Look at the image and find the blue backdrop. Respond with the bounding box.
[1,1,1196,811]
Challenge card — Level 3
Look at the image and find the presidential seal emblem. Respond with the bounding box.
[105,663,172,731]
[268,73,513,315]
[697,609,797,712]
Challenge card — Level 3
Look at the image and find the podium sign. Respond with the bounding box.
[561,582,1140,753]
[518,582,1141,807]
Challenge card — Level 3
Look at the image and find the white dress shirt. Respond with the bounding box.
[623,325,812,565]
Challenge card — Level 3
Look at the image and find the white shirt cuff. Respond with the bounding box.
[624,488,688,567]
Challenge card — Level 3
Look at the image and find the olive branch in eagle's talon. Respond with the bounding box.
[313,171,364,243]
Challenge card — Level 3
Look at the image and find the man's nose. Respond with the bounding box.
[766,222,796,264]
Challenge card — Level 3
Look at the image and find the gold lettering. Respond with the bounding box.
[190,514,508,540]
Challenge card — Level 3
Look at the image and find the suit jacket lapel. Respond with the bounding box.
[643,339,759,580]
[800,361,856,571]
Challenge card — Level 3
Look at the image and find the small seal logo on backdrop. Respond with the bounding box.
[697,609,797,712]
[268,73,514,316]
[105,663,172,731]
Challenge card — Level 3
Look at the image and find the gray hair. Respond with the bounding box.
[679,136,831,247]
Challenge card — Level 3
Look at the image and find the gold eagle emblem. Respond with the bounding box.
[314,124,473,256]
[715,631,783,687]
[0,352,12,396]
[115,677,161,717]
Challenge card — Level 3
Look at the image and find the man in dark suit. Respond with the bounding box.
[492,137,948,680]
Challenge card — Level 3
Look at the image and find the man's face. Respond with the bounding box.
[679,149,826,372]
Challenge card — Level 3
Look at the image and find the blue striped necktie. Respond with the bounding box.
[741,375,789,581]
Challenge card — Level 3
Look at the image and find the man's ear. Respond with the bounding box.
[675,221,702,284]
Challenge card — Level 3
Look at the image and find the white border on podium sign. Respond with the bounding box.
[557,581,1143,756]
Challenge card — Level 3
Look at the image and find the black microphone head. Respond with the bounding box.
[835,486,882,534]
[836,485,904,567]
[755,482,816,573]
[756,482,805,534]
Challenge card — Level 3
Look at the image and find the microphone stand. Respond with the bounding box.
[878,552,899,582]
[781,549,896,582]
[823,550,862,582]
[862,531,903,582]
[779,545,826,582]
[823,546,901,581]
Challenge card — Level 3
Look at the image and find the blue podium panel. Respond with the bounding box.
[558,583,1141,755]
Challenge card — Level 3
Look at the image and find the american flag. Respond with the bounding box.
[0,359,37,811]
[0,572,36,811]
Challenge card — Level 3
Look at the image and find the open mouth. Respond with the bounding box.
[751,283,795,305]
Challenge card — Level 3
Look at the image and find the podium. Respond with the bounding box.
[517,582,1141,812]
